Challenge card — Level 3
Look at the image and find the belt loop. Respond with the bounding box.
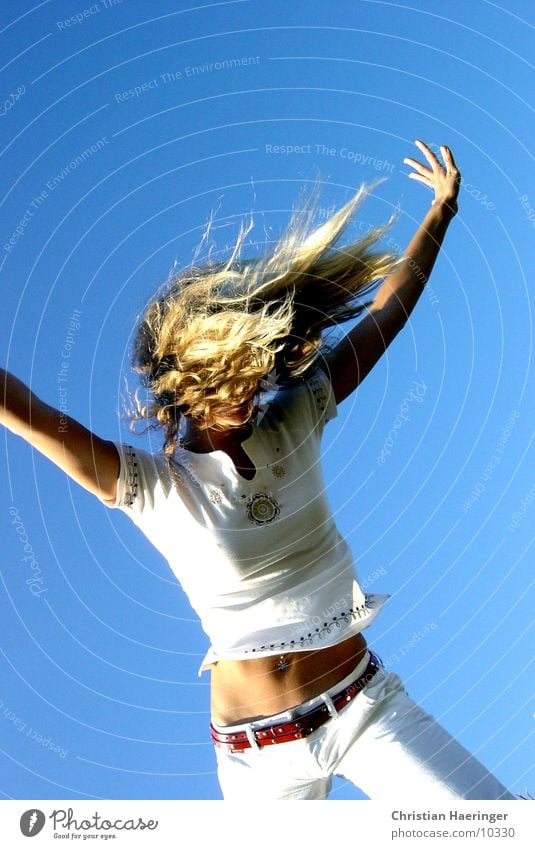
[321,692,339,719]
[245,723,261,752]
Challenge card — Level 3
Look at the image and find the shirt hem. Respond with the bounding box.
[197,592,391,675]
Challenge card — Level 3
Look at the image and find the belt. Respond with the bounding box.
[210,650,382,753]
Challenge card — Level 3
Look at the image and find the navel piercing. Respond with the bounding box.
[277,654,290,672]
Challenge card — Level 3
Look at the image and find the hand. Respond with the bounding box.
[403,140,461,215]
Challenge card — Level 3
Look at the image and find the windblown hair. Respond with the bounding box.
[130,177,404,455]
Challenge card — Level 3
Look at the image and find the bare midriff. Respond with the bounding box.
[209,632,368,726]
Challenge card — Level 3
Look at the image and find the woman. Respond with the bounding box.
[1,141,517,800]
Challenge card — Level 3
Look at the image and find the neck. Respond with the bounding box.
[180,418,252,454]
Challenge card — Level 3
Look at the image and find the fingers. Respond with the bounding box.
[414,139,442,172]
[404,140,459,180]
[403,155,429,175]
[403,140,443,176]
[440,144,461,182]
[407,172,434,190]
[403,140,460,212]
[440,144,457,169]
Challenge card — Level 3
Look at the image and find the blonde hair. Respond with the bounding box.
[130,177,403,454]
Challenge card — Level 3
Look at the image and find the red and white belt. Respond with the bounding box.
[210,650,382,753]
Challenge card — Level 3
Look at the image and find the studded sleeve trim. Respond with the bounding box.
[103,442,139,509]
[119,444,139,507]
[307,367,338,426]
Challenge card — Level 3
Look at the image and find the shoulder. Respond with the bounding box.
[264,365,337,433]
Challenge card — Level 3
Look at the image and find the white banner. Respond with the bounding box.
[1,800,534,847]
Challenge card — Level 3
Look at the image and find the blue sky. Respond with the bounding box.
[1,0,533,803]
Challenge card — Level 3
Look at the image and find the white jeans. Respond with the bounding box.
[213,651,516,800]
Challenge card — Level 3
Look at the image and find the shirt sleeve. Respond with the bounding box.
[100,440,170,514]
[306,366,338,427]
[273,366,338,439]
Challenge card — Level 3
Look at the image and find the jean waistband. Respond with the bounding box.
[211,649,378,734]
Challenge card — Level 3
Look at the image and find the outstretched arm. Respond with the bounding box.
[323,140,461,403]
[1,368,119,503]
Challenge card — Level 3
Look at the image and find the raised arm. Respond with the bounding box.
[322,140,461,403]
[1,368,119,504]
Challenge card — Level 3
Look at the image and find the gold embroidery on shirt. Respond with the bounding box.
[246,493,280,524]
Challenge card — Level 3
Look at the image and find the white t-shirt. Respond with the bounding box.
[103,367,390,675]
